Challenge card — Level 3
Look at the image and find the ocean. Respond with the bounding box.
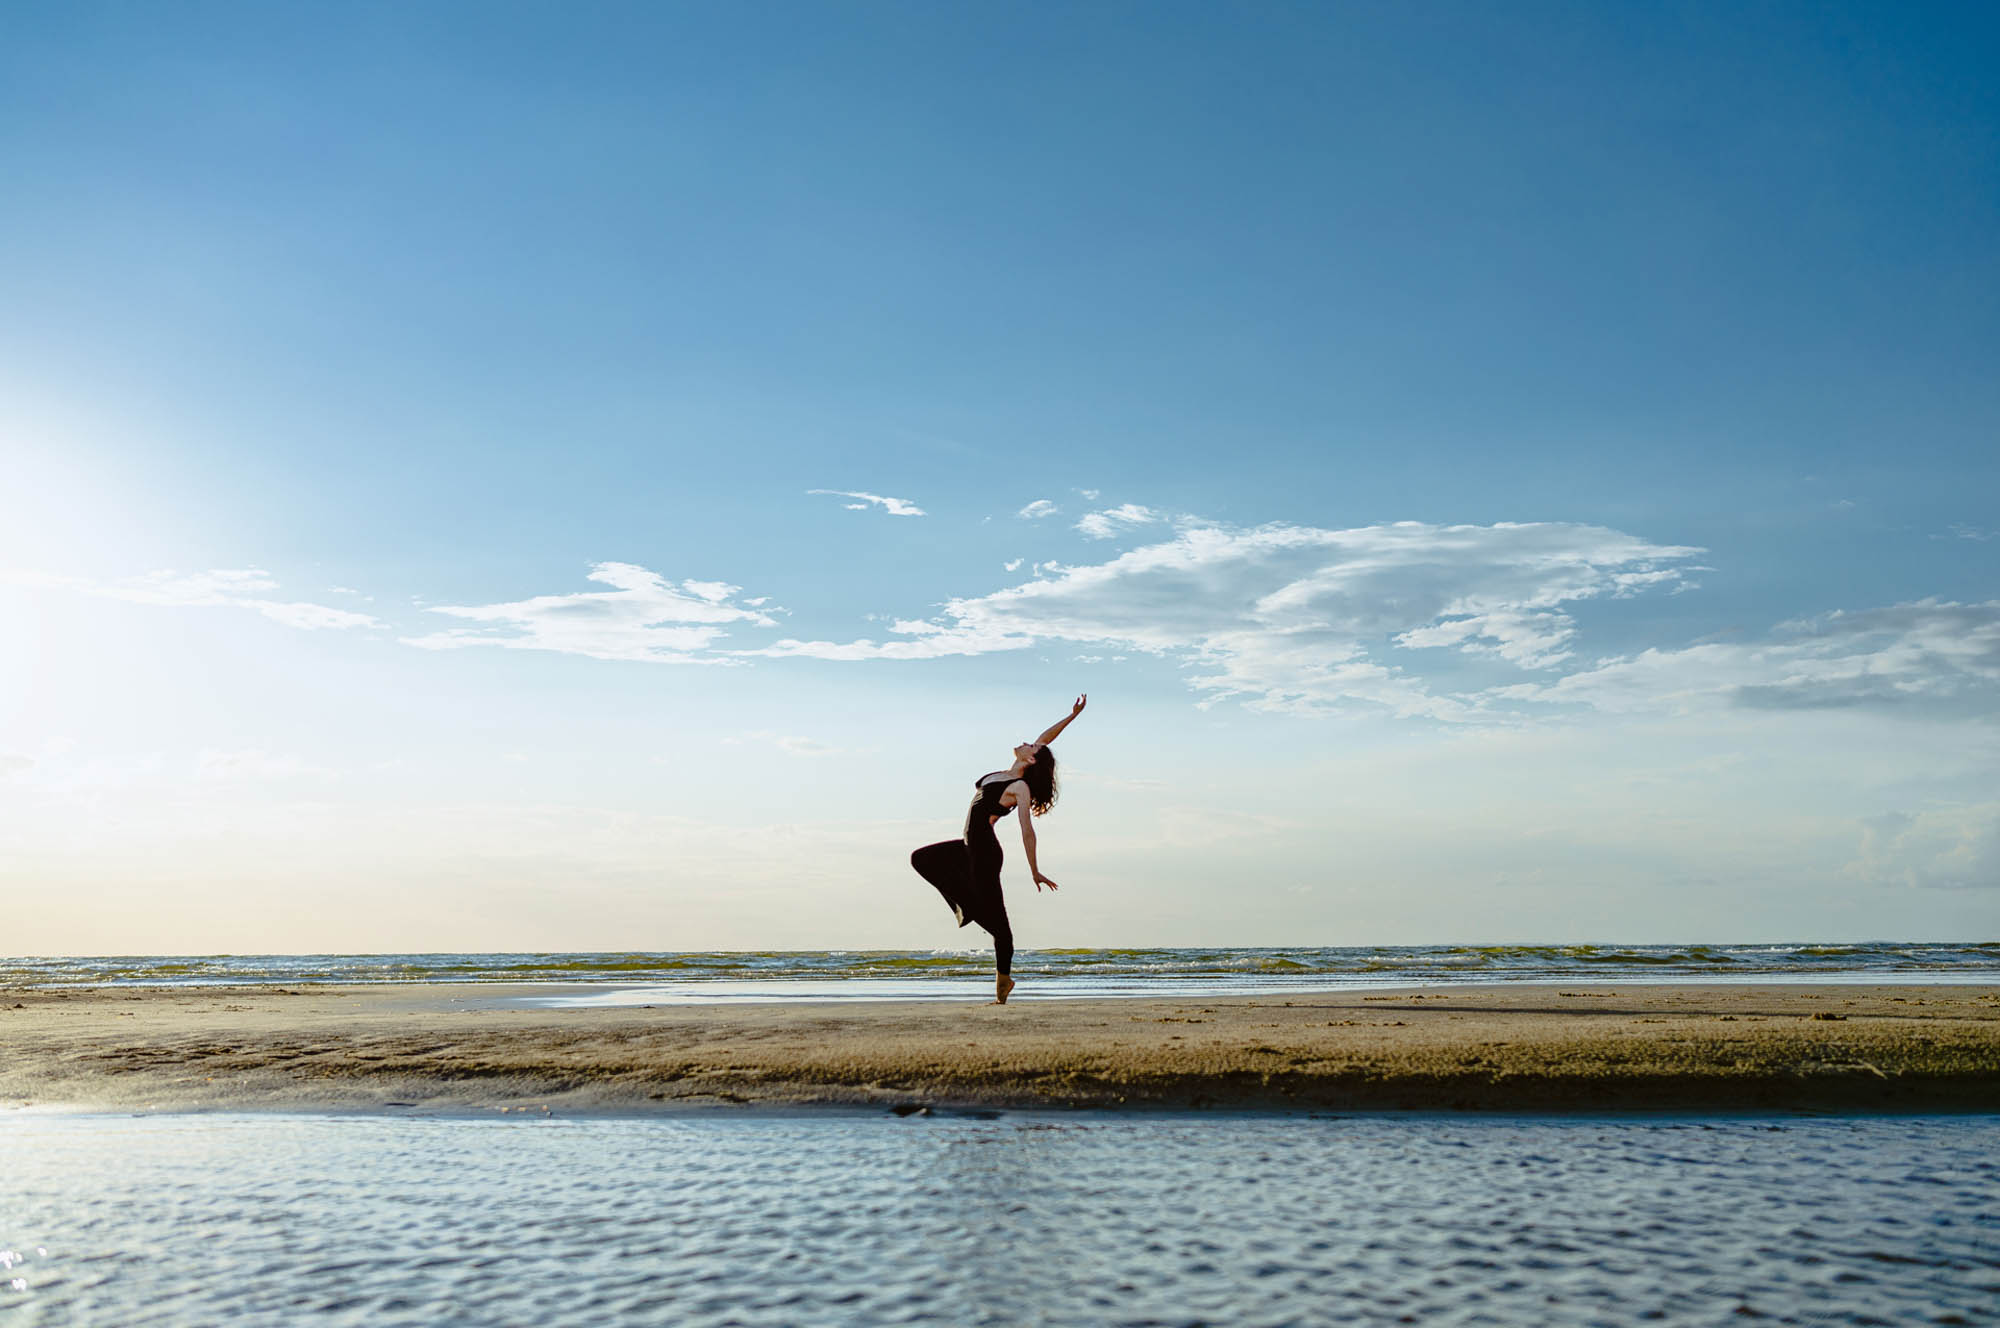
[5,941,1996,1003]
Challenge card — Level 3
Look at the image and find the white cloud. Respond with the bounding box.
[1003,559,1023,572]
[0,754,32,780]
[113,569,279,602]
[1076,503,1161,540]
[401,562,779,663]
[807,489,926,517]
[1396,609,1582,669]
[256,601,382,630]
[1079,489,1101,502]
[371,525,1994,731]
[3,568,381,630]
[196,749,334,781]
[737,520,1703,719]
[1018,499,1059,519]
[1847,805,2000,890]
[722,731,840,758]
[18,750,167,793]
[1495,599,2000,715]
[1937,524,1998,542]
[1158,805,1299,849]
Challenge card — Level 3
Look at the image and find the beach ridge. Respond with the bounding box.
[5,982,1996,1113]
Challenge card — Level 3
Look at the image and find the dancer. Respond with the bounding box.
[910,694,1086,1004]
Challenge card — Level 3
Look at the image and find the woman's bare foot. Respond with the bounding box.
[987,974,1016,1005]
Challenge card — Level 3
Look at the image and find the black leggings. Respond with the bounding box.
[988,910,1014,978]
[984,912,1016,976]
[910,832,1014,976]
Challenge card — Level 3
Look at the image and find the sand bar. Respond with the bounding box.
[3,982,1996,1113]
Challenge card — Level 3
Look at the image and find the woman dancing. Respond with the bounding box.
[911,694,1086,1004]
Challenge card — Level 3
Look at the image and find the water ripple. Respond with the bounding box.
[4,941,1998,995]
[0,1114,1995,1326]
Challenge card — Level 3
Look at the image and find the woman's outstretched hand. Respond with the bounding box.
[1035,694,1089,748]
[1034,872,1060,892]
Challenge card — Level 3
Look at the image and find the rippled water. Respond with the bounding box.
[5,940,1996,997]
[2,1113,1994,1326]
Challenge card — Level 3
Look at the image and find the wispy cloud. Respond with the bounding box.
[401,562,779,663]
[1017,499,1059,519]
[1847,805,2000,890]
[197,749,335,781]
[1075,503,1161,540]
[384,525,1995,728]
[2,568,381,630]
[738,521,1704,718]
[807,489,926,517]
[722,730,840,758]
[1159,804,1299,848]
[1493,598,2000,715]
[1398,608,1600,669]
[1936,524,1998,542]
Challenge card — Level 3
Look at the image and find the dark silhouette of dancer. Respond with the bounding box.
[910,695,1085,1003]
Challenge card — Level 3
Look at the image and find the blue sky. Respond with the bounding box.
[3,1,1996,953]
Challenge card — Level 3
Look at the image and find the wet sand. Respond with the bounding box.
[3,983,1996,1113]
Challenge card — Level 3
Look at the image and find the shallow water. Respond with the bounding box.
[522,968,2000,1005]
[6,941,1996,999]
[2,1112,1994,1327]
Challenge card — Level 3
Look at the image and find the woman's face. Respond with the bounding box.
[1013,742,1041,765]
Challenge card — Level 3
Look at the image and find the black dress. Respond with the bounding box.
[910,773,1018,975]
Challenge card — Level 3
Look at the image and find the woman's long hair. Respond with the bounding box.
[1023,745,1059,816]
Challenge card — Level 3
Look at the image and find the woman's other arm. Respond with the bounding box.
[1016,786,1058,891]
[1034,694,1087,748]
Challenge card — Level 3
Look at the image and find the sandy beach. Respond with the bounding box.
[3,982,1996,1113]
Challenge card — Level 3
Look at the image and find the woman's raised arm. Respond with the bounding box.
[1034,694,1087,748]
